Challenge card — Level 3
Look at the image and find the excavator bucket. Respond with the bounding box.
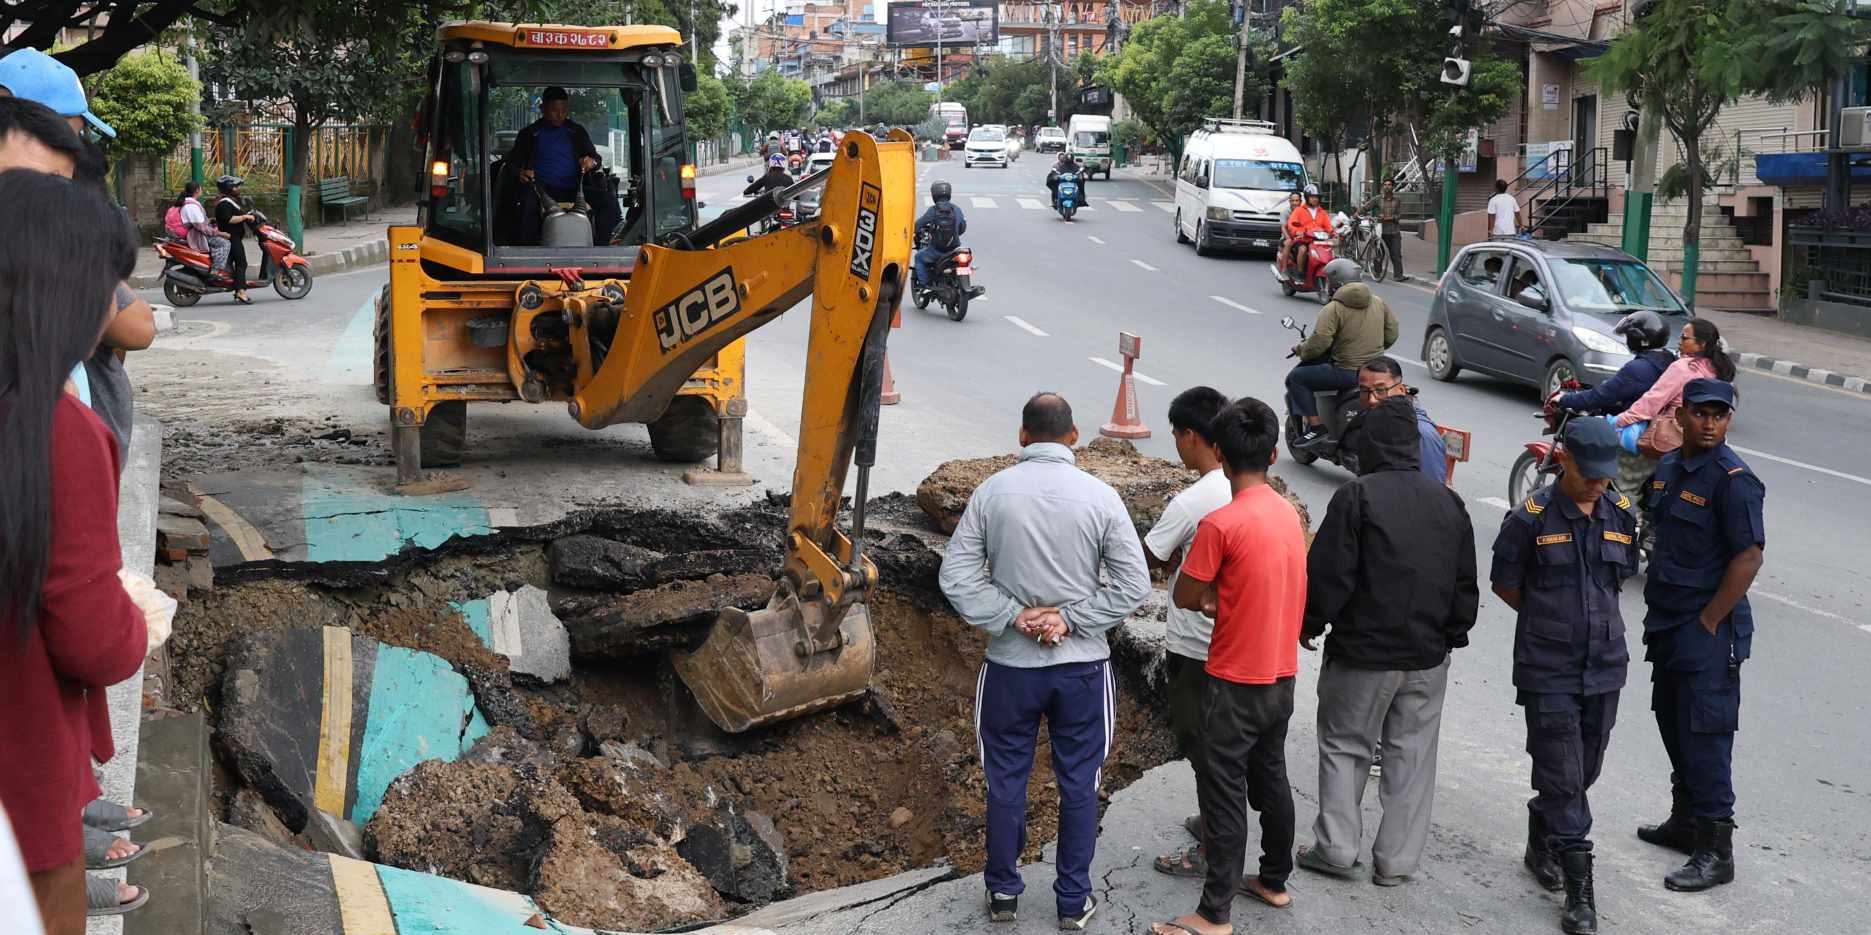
[674,589,876,733]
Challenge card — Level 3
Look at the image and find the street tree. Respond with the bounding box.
[813,98,856,129]
[731,70,812,132]
[860,80,933,127]
[686,72,732,140]
[1591,0,1866,303]
[1099,1,1269,162]
[88,50,201,158]
[492,0,739,72]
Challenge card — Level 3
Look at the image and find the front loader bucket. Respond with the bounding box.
[674,594,876,733]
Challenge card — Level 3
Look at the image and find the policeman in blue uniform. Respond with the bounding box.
[1636,378,1764,893]
[1491,418,1637,935]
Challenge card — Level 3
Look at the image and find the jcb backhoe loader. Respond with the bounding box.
[377,22,915,731]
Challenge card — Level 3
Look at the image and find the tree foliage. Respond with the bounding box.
[494,0,739,72]
[88,50,201,157]
[1098,1,1269,159]
[863,80,934,127]
[686,72,732,139]
[728,70,811,132]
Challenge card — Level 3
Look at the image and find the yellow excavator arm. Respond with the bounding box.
[557,130,915,732]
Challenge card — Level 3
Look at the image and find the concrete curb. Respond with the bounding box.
[1735,350,1871,395]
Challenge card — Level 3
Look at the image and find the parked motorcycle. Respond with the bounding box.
[156,209,313,307]
[1272,229,1336,304]
[1279,315,1363,472]
[1053,170,1082,222]
[913,233,986,322]
[1509,381,1654,563]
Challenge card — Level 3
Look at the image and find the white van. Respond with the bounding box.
[1067,114,1113,179]
[1172,118,1308,256]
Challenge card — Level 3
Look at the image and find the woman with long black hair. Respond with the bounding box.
[0,169,151,933]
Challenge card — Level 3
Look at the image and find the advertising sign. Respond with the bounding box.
[888,1,1000,47]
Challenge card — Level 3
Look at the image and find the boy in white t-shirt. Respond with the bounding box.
[1488,178,1519,237]
[1145,386,1237,879]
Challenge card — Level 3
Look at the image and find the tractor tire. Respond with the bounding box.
[372,285,392,405]
[648,396,720,463]
[419,401,467,468]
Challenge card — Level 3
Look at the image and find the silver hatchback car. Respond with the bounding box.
[1422,240,1690,398]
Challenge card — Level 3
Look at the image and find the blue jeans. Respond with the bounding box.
[976,659,1111,915]
[914,244,943,285]
[1285,363,1359,420]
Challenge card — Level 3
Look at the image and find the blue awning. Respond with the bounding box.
[1757,152,1871,186]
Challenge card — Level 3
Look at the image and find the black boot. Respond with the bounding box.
[1636,774,1695,854]
[1524,812,1563,892]
[1559,850,1597,935]
[1664,818,1735,892]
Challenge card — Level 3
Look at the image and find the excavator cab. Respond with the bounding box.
[380,23,920,733]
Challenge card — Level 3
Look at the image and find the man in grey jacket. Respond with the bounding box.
[939,392,1152,931]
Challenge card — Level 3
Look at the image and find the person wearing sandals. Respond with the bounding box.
[1151,399,1308,935]
[1142,387,1233,881]
[0,170,157,932]
[1293,398,1478,891]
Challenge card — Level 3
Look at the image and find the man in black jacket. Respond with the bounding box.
[1295,396,1478,886]
[509,87,621,245]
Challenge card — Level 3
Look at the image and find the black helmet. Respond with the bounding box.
[1323,257,1364,297]
[216,174,243,194]
[930,181,952,202]
[1614,309,1669,353]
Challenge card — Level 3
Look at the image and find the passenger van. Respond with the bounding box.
[1067,114,1112,179]
[1172,118,1307,256]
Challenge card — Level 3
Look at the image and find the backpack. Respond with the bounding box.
[925,203,960,251]
[164,204,188,240]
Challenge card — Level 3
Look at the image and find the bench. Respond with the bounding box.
[316,176,369,224]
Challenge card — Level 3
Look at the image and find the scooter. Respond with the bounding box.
[1279,315,1363,472]
[913,232,986,322]
[1510,383,1655,563]
[1053,170,1082,221]
[1273,230,1336,304]
[156,209,313,307]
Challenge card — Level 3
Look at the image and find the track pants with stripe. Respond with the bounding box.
[976,658,1113,915]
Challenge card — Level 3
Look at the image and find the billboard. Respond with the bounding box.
[888,1,999,47]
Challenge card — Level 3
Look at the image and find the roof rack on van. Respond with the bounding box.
[1199,117,1277,134]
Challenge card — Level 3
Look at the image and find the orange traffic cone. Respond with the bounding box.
[1099,356,1150,439]
[880,353,901,405]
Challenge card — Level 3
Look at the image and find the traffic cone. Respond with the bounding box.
[880,353,901,405]
[1099,357,1150,439]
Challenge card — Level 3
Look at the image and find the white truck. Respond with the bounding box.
[929,101,968,150]
[1067,114,1113,179]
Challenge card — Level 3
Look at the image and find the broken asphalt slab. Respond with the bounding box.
[217,626,489,832]
[455,585,573,683]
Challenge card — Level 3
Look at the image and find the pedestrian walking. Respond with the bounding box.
[0,169,156,933]
[1635,379,1763,893]
[938,392,1151,930]
[1374,179,1408,281]
[1143,387,1234,879]
[1490,418,1639,934]
[1149,398,1309,935]
[1294,396,1477,889]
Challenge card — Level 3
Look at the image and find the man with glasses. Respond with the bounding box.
[1356,357,1446,485]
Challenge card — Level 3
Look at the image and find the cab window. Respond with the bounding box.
[1505,256,1548,306]
[1458,249,1505,289]
[427,59,486,250]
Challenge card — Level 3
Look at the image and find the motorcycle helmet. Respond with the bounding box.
[216,174,244,194]
[769,153,787,168]
[930,181,952,203]
[1324,258,1364,297]
[1614,309,1670,353]
[1303,183,1320,198]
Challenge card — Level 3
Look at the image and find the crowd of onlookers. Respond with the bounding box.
[0,49,178,934]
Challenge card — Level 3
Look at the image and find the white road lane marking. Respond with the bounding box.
[971,196,998,209]
[1732,445,1871,488]
[1017,197,1046,210]
[1210,296,1261,315]
[1089,356,1166,386]
[1110,200,1142,212]
[1088,235,1106,244]
[1153,202,1176,213]
[1004,315,1049,336]
[1475,496,1511,511]
[1130,259,1159,272]
[1752,588,1869,634]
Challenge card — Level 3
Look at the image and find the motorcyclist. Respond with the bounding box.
[913,180,966,289]
[1046,152,1088,209]
[744,153,793,197]
[1550,309,1678,498]
[1284,184,1333,276]
[1286,258,1399,449]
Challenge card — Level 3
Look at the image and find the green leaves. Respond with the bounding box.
[729,71,812,132]
[88,51,201,157]
[1099,0,1265,151]
[687,73,732,139]
[861,81,935,127]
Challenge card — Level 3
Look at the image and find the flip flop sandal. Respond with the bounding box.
[1152,846,1208,878]
[1183,815,1202,839]
[1295,845,1363,880]
[83,825,144,870]
[83,799,153,832]
[1238,877,1293,909]
[1148,920,1218,935]
[85,875,149,916]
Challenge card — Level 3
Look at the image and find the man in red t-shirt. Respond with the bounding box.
[1149,398,1308,935]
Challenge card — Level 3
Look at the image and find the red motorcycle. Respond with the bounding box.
[1273,229,1337,304]
[1510,379,1654,563]
[156,210,314,306]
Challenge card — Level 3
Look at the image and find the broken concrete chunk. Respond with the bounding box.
[303,808,365,861]
[486,585,572,684]
[554,573,774,660]
[598,739,668,772]
[676,803,789,904]
[157,512,213,550]
[582,705,631,745]
[641,549,773,585]
[534,822,725,931]
[548,535,664,590]
[226,787,297,849]
[186,554,215,592]
[158,493,204,518]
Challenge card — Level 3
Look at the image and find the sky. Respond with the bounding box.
[714,0,896,68]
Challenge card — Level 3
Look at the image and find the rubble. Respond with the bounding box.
[552,573,775,659]
[676,802,790,904]
[486,585,573,683]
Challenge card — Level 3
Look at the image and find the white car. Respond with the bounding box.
[1035,126,1068,153]
[965,128,1009,168]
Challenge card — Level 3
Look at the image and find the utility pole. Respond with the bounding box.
[1231,0,1247,120]
[1434,0,1479,273]
[186,21,202,185]
[691,0,699,61]
[1620,105,1661,261]
[1046,5,1059,124]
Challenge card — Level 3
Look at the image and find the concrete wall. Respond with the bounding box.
[1783,295,1871,339]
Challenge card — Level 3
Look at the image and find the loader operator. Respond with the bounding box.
[510,86,622,245]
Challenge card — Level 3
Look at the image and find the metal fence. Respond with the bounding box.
[162,123,383,193]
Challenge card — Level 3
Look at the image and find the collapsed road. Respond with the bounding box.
[156,441,1275,933]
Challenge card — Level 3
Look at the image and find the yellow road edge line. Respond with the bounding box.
[193,492,276,562]
[313,626,354,817]
[328,853,397,935]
